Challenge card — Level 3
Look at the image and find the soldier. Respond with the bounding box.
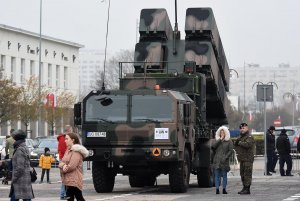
[276,129,293,176]
[235,123,255,195]
[266,125,278,175]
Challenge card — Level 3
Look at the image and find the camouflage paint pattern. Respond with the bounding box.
[240,161,253,186]
[79,6,231,190]
[82,89,195,167]
[139,9,173,41]
[185,8,230,91]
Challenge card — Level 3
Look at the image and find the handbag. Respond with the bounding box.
[30,167,37,183]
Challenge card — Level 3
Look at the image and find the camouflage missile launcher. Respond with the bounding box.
[75,7,230,194]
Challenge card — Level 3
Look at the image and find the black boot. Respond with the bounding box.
[238,186,246,194]
[223,189,228,194]
[216,189,220,194]
[240,186,250,195]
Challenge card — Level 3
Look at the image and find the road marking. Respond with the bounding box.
[94,189,156,201]
[283,193,300,201]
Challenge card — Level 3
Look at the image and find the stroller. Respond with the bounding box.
[0,160,12,185]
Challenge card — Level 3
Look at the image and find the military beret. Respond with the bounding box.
[239,122,248,129]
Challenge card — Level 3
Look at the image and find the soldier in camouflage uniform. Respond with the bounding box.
[235,123,255,195]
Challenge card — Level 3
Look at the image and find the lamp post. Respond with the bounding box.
[252,81,278,176]
[38,0,43,137]
[283,92,300,126]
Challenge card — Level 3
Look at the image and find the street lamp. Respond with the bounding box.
[283,92,300,126]
[252,81,278,176]
[38,0,43,137]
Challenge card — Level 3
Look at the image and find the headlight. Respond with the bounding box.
[30,151,38,156]
[55,154,59,159]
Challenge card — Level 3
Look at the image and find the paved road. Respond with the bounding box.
[1,157,300,201]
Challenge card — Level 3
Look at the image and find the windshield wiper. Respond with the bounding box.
[134,118,159,123]
[88,118,114,124]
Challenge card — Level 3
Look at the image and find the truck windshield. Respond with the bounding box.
[85,94,173,122]
[85,95,127,122]
[132,95,173,122]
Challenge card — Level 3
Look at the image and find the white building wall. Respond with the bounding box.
[0,24,83,137]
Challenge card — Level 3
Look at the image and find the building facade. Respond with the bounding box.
[79,49,105,97]
[0,24,83,137]
[230,63,300,113]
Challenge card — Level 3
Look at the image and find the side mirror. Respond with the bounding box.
[74,102,82,125]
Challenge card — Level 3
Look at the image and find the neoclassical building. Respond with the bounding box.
[0,24,83,137]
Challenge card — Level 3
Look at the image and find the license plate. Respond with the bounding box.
[87,132,106,137]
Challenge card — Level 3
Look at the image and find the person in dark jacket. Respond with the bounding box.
[8,129,34,200]
[266,126,278,175]
[212,126,233,194]
[235,122,255,195]
[276,129,293,176]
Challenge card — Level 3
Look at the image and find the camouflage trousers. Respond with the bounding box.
[240,161,253,186]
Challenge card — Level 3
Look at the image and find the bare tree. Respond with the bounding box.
[43,91,76,135]
[93,49,134,90]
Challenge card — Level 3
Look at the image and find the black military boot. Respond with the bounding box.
[238,186,246,194]
[223,188,228,194]
[240,186,250,194]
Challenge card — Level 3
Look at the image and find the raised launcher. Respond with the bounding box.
[121,7,229,125]
[185,8,230,91]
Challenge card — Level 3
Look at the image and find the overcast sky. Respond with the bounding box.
[1,0,299,68]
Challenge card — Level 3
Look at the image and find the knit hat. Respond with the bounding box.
[12,129,27,141]
[44,147,50,153]
[269,126,275,131]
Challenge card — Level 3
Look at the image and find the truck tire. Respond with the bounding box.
[92,162,115,193]
[129,175,145,187]
[169,149,190,193]
[197,167,214,187]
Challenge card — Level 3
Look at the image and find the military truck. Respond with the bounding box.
[74,7,230,193]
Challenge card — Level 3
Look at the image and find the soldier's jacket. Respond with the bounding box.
[235,132,255,162]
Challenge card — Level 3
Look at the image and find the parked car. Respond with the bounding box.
[30,139,59,167]
[26,138,35,153]
[275,126,300,150]
[32,136,57,148]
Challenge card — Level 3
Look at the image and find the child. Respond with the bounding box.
[39,147,55,184]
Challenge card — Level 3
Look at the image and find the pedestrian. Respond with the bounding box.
[57,125,73,200]
[5,129,15,159]
[7,129,34,200]
[234,123,255,195]
[212,126,233,194]
[59,132,88,201]
[266,125,278,175]
[39,147,55,184]
[276,129,293,176]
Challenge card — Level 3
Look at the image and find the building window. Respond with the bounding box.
[56,65,60,88]
[30,60,35,76]
[11,57,16,82]
[1,55,6,69]
[47,64,52,87]
[21,58,25,84]
[40,63,44,84]
[64,66,68,89]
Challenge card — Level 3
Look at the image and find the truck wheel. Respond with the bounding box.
[129,175,145,187]
[197,167,214,187]
[92,162,115,193]
[169,149,190,193]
